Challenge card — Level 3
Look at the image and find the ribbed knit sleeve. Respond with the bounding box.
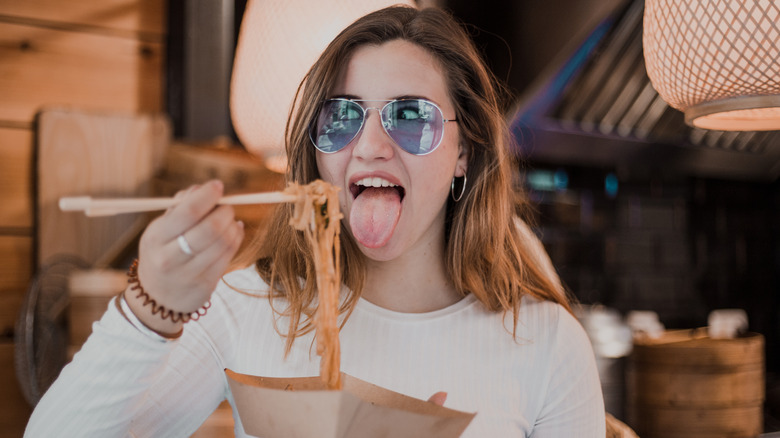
[24,293,232,437]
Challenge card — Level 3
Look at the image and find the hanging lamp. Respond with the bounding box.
[643,0,780,131]
[230,0,415,173]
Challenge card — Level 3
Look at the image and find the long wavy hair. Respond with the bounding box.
[232,5,573,353]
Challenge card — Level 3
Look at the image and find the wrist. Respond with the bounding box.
[126,258,211,324]
[123,287,184,338]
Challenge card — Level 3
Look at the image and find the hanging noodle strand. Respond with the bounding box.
[285,180,343,390]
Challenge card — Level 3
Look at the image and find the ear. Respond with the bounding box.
[454,144,469,177]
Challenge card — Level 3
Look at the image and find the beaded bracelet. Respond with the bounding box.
[127,258,211,323]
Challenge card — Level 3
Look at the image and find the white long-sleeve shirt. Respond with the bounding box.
[26,266,605,437]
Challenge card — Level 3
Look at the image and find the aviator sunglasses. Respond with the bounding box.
[309,98,457,156]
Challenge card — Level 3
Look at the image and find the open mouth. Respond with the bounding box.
[348,176,404,248]
[350,177,405,201]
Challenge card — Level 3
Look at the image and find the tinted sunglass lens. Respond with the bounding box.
[382,100,443,155]
[312,100,364,153]
[311,99,446,155]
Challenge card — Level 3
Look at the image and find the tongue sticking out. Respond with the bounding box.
[349,187,401,248]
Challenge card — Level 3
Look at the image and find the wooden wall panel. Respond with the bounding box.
[0,343,33,437]
[0,127,33,229]
[0,21,164,124]
[36,109,170,267]
[0,1,167,432]
[0,236,33,336]
[0,0,166,37]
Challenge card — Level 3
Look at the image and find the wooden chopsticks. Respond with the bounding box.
[59,191,298,217]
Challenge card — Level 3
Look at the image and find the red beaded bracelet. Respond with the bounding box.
[127,258,211,323]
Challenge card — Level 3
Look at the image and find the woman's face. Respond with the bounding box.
[315,39,467,262]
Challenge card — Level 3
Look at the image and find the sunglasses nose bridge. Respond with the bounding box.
[361,106,392,130]
[350,107,396,159]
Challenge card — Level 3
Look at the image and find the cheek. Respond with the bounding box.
[412,157,457,201]
[434,136,462,182]
[315,153,339,184]
[315,153,350,209]
[431,139,462,196]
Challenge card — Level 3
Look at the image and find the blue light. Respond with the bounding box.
[554,169,569,191]
[527,170,555,191]
[605,172,618,198]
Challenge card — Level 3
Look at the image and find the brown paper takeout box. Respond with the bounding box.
[225,369,475,438]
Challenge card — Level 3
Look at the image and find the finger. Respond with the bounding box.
[176,185,200,200]
[134,207,241,313]
[145,219,243,312]
[174,205,237,257]
[186,219,245,283]
[137,217,187,273]
[206,219,245,279]
[427,392,447,406]
[140,189,190,248]
[158,180,224,241]
[137,188,227,272]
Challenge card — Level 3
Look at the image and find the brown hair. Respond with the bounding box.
[232,6,573,352]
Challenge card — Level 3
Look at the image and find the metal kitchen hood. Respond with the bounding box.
[509,0,780,181]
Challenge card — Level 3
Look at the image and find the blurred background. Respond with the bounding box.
[0,0,777,436]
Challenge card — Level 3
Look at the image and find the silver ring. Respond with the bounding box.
[177,234,194,255]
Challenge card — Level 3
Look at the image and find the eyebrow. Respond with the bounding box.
[328,94,432,102]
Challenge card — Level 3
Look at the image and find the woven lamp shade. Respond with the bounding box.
[231,0,415,172]
[643,0,780,131]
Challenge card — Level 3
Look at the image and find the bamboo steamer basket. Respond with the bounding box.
[627,329,764,438]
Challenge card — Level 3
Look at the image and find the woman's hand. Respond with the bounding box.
[427,392,447,406]
[125,180,245,335]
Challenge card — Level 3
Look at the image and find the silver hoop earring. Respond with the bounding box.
[451,174,467,202]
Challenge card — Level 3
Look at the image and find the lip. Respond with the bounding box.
[348,171,405,199]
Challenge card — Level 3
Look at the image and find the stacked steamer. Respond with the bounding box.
[627,329,764,438]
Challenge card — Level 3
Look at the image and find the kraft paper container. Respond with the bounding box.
[225,369,475,438]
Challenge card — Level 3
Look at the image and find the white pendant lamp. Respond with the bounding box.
[230,0,415,173]
[643,0,780,131]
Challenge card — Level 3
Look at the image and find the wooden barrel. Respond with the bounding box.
[626,330,764,438]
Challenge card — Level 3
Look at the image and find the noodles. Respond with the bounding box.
[285,180,343,390]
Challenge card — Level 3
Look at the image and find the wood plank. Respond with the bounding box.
[0,0,166,38]
[0,127,33,229]
[0,21,164,125]
[37,109,170,268]
[192,401,235,438]
[0,235,33,339]
[0,342,33,437]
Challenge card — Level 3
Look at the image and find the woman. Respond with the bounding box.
[26,6,605,437]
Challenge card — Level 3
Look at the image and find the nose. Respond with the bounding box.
[351,108,395,161]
